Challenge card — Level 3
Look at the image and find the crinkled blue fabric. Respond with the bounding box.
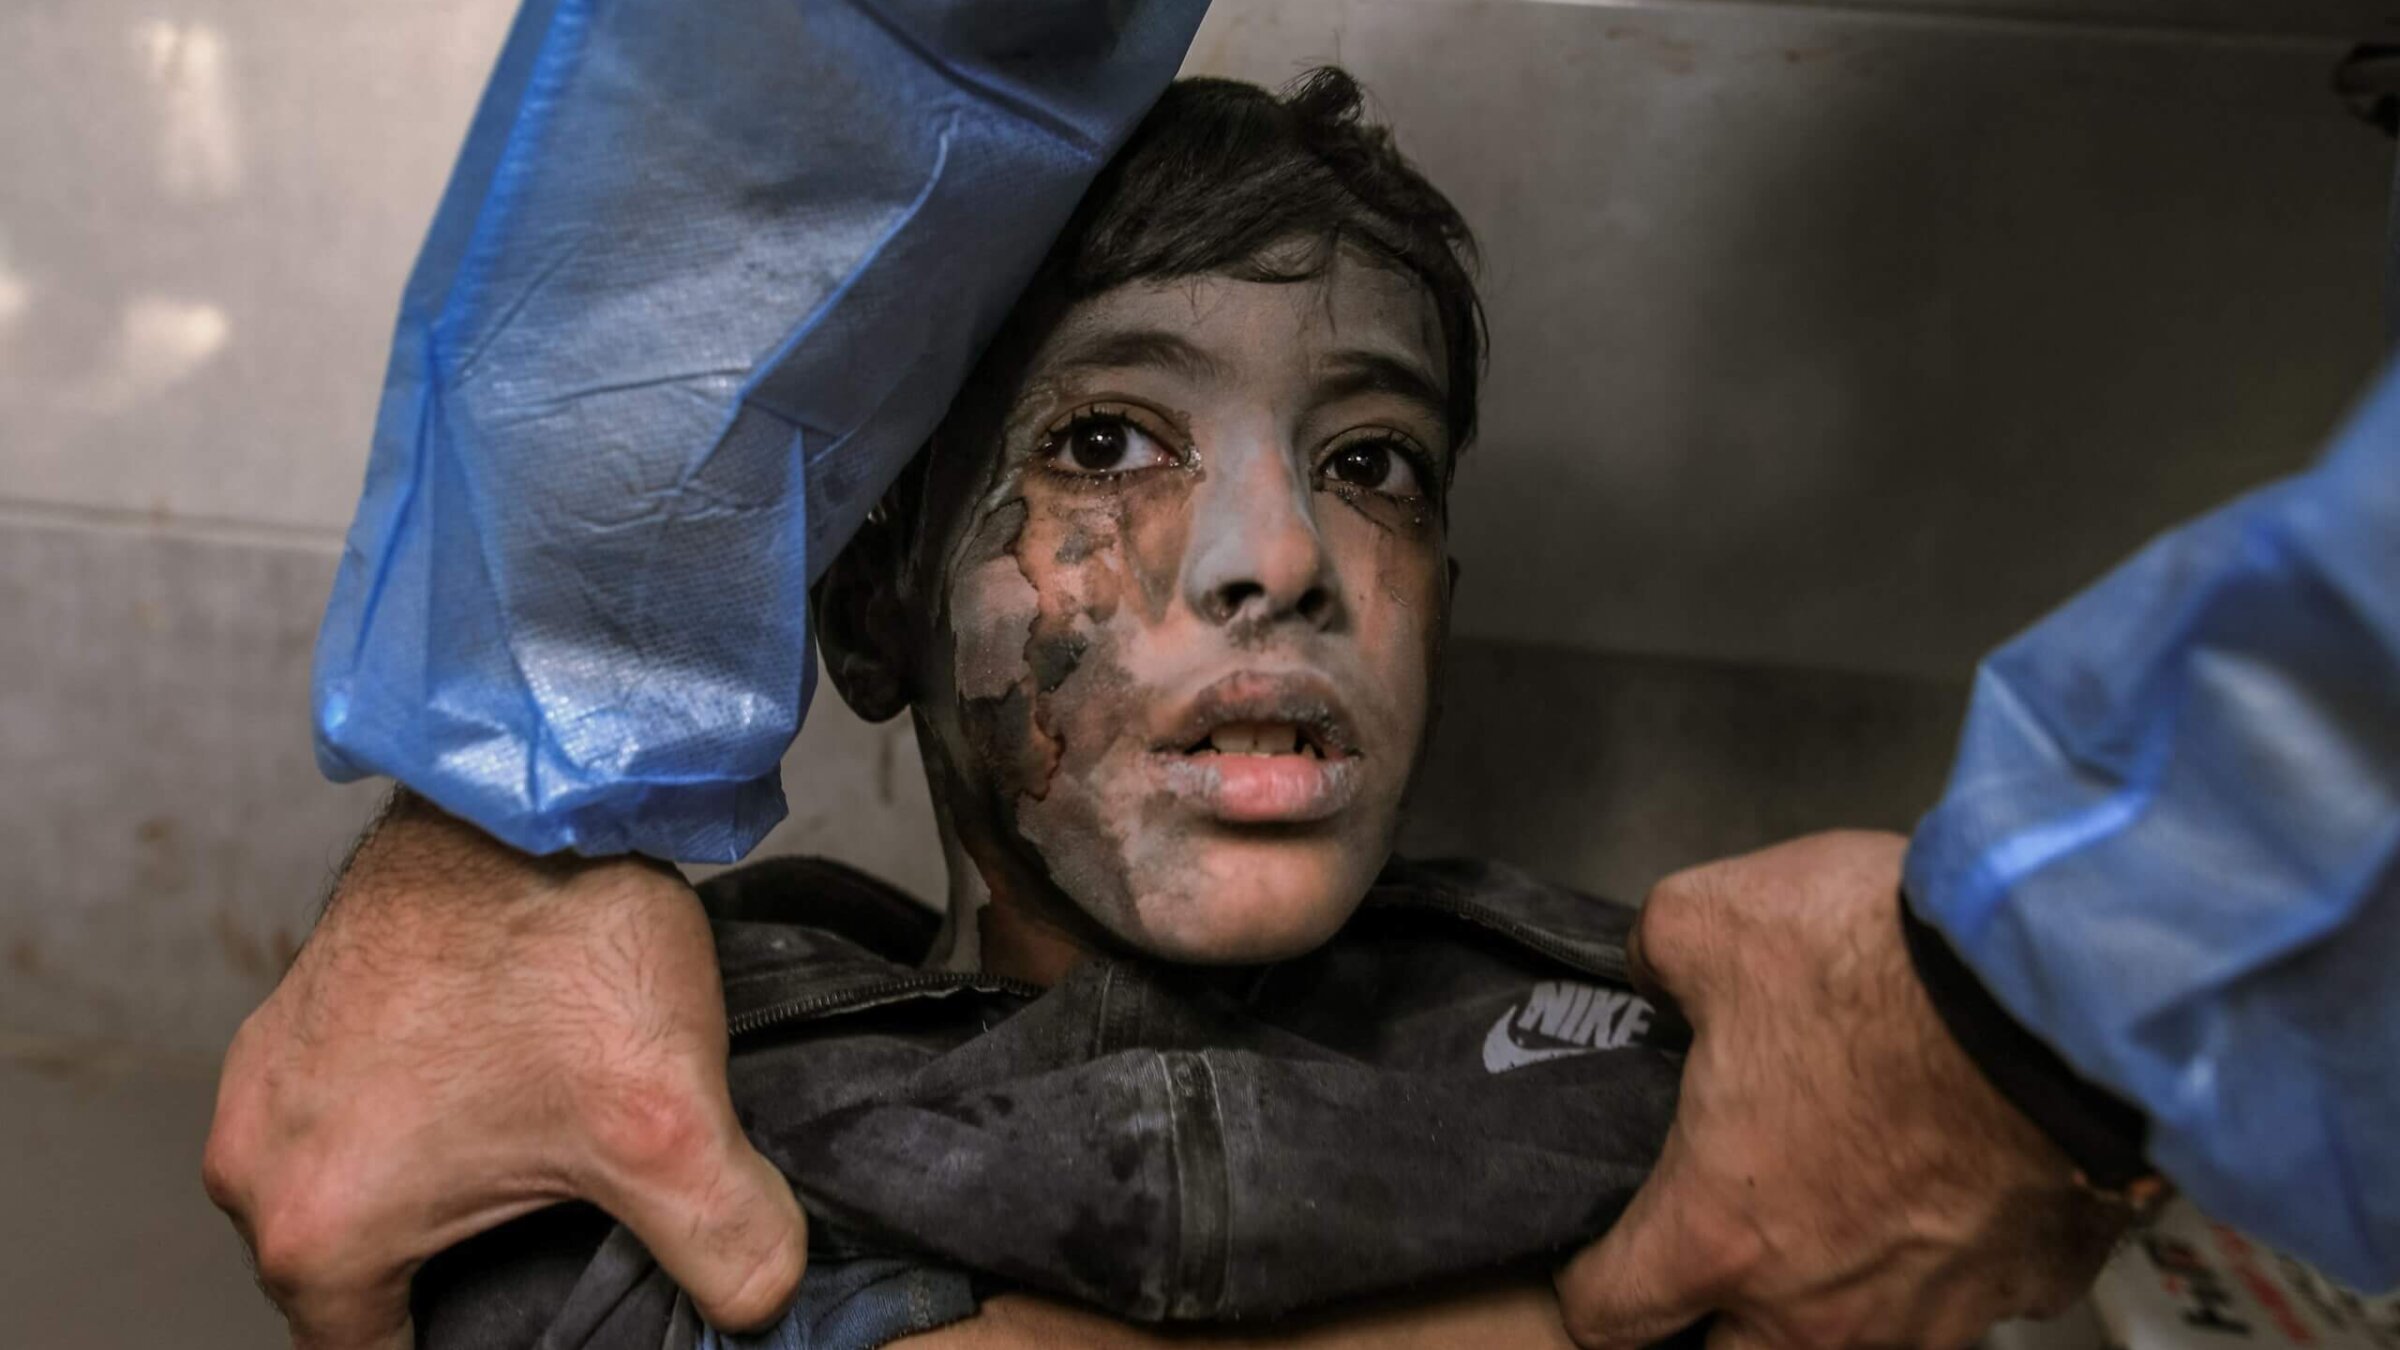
[1907,359,2400,1291]
[313,0,1206,860]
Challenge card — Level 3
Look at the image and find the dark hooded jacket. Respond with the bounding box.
[415,854,1687,1347]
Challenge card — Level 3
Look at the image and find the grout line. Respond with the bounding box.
[0,495,347,555]
[1509,0,2384,49]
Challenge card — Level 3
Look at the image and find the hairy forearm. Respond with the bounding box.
[334,788,668,916]
[301,790,689,992]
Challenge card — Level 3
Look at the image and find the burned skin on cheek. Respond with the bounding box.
[949,498,1057,806]
[1006,470,1195,936]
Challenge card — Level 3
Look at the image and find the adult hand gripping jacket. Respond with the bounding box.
[312,0,1207,861]
[1908,359,2400,1291]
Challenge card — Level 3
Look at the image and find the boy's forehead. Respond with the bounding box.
[909,257,1451,574]
[1033,259,1449,388]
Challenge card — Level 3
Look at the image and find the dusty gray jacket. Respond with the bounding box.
[414,854,1686,1347]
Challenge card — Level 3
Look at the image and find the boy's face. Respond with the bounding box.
[897,251,1456,964]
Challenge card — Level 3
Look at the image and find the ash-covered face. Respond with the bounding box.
[829,250,1455,968]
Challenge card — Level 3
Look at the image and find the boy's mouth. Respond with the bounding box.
[1183,721,1329,758]
[1151,674,1362,824]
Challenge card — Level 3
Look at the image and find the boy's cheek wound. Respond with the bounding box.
[931,425,1439,956]
[1119,475,1192,624]
[950,500,1040,704]
[947,495,1060,806]
[1032,459,1195,628]
[951,471,1215,934]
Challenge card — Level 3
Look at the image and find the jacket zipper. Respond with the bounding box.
[728,971,1041,1039]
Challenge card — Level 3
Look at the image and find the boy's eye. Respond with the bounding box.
[1319,439,1425,498]
[1044,412,1176,476]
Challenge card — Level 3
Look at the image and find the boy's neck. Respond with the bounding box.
[923,791,1095,987]
[975,902,1093,987]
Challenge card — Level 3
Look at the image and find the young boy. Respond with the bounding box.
[415,69,1683,1350]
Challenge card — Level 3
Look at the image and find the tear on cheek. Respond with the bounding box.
[1328,484,1438,536]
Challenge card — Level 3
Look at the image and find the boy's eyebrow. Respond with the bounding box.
[1044,329,1229,384]
[1314,350,1449,431]
[1043,330,1449,433]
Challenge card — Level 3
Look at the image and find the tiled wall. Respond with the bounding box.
[1,2,2389,1339]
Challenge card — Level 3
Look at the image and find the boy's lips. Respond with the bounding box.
[1148,672,1363,824]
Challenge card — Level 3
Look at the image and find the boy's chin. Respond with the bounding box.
[1112,835,1380,966]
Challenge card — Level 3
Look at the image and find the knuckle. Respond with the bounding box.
[198,1127,248,1212]
[585,1074,719,1181]
[201,1086,265,1214]
[1641,863,1713,917]
[249,1188,362,1301]
[1683,1204,1767,1292]
[1633,872,1719,991]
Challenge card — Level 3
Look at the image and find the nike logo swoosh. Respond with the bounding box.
[1482,1010,1605,1074]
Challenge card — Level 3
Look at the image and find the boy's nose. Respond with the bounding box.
[1182,438,1339,631]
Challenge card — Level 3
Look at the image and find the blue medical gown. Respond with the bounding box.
[1907,360,2400,1290]
[311,0,1206,861]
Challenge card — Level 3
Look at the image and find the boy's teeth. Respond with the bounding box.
[1208,722,1300,755]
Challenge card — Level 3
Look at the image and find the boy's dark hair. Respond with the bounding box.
[1024,67,1485,451]
[866,68,1484,575]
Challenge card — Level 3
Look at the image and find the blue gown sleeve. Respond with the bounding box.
[310,0,1207,862]
[1905,359,2400,1290]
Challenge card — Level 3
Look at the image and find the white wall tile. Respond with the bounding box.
[0,0,516,534]
[0,516,946,1052]
[0,522,380,1053]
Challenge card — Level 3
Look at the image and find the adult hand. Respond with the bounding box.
[203,793,806,1349]
[1555,832,2126,1350]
